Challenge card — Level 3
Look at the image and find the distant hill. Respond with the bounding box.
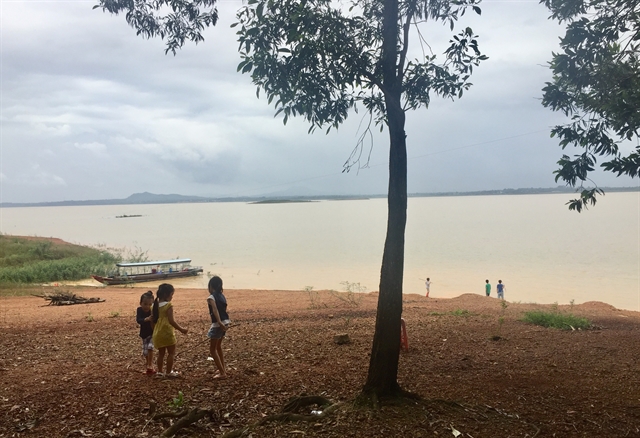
[123,192,211,204]
[0,192,219,208]
[0,186,637,208]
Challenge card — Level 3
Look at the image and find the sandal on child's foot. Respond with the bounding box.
[146,369,157,376]
[167,371,180,378]
[154,372,165,379]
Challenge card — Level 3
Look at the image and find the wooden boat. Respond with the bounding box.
[92,258,203,285]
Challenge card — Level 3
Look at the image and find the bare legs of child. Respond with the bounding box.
[209,338,227,379]
[157,347,166,375]
[144,348,155,375]
[165,345,176,375]
[156,345,177,377]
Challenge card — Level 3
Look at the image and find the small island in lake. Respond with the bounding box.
[249,199,317,204]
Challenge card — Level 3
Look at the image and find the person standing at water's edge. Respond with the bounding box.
[497,280,505,300]
[425,277,431,297]
[485,279,491,297]
[207,276,231,379]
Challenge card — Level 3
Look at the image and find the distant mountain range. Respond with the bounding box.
[1,187,637,208]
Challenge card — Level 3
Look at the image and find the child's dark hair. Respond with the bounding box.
[152,283,175,323]
[140,290,154,304]
[208,276,223,294]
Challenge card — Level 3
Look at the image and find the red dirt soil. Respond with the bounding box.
[2,287,640,437]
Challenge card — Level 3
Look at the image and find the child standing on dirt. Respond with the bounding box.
[207,276,230,379]
[136,290,156,375]
[152,283,188,378]
[485,279,491,297]
[496,280,505,300]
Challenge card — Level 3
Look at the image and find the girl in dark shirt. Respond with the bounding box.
[136,291,156,375]
[206,276,230,379]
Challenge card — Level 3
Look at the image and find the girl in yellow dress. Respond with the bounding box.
[152,283,188,378]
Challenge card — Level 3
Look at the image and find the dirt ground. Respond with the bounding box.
[2,286,640,437]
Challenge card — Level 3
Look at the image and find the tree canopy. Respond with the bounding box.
[95,0,219,54]
[234,0,485,136]
[541,0,640,211]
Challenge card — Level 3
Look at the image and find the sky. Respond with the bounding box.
[1,0,637,203]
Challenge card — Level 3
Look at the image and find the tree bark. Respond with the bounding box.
[362,0,407,399]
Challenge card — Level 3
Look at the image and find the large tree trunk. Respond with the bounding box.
[361,0,407,399]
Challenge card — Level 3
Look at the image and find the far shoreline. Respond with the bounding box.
[1,186,637,208]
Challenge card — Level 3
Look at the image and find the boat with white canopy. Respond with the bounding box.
[91,258,203,285]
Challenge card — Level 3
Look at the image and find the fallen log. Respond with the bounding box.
[33,292,105,306]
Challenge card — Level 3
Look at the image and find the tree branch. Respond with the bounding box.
[397,8,414,82]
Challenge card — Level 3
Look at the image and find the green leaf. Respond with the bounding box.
[241,62,253,73]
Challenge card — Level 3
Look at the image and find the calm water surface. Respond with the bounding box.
[1,192,638,309]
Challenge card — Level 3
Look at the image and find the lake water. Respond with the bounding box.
[0,192,638,309]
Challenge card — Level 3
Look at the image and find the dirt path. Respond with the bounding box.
[2,286,640,437]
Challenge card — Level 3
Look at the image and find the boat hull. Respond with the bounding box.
[91,268,203,286]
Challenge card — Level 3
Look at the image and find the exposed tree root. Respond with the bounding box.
[355,386,421,409]
[153,409,189,421]
[159,408,215,437]
[144,401,216,437]
[220,395,342,438]
[282,395,332,413]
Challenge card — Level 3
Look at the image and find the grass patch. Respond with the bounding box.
[522,311,591,330]
[0,235,120,286]
[0,236,103,266]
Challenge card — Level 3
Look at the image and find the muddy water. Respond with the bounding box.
[1,192,638,309]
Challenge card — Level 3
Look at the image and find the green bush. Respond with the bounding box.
[522,311,591,330]
[0,256,118,284]
[0,235,120,285]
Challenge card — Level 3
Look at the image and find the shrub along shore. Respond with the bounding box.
[0,235,119,286]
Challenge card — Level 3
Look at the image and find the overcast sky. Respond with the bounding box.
[1,0,636,203]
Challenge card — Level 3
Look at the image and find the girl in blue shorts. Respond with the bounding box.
[207,276,230,379]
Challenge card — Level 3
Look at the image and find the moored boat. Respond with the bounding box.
[92,258,203,285]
